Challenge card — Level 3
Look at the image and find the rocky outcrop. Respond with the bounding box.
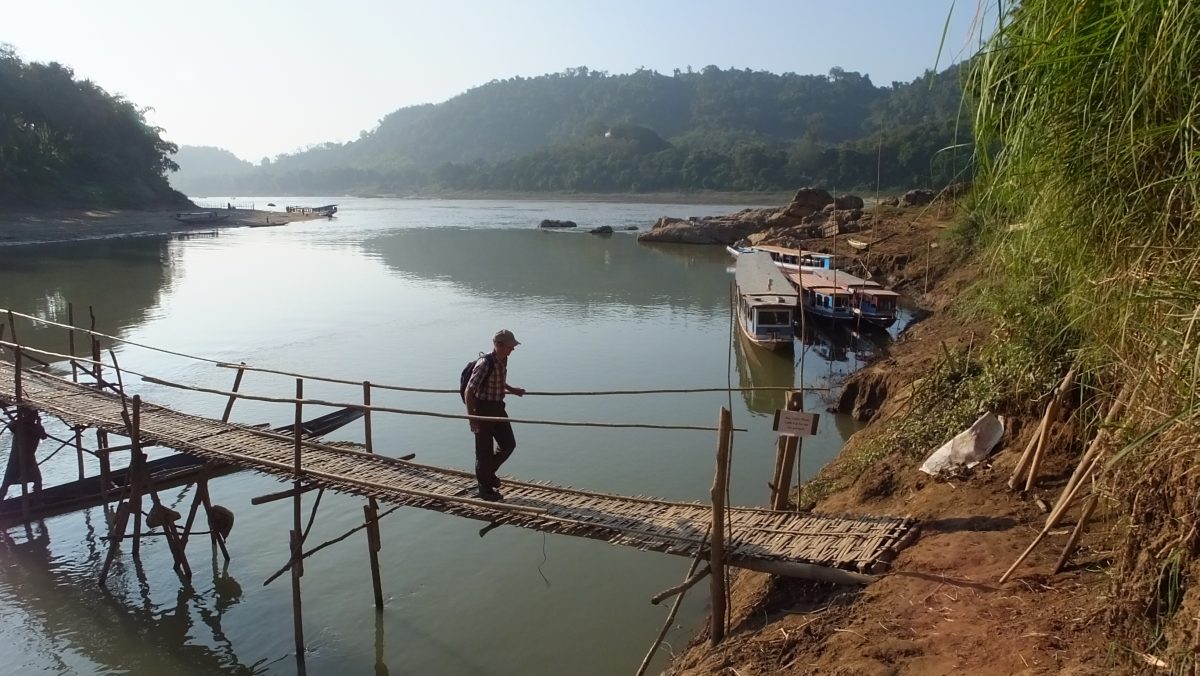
[539,219,577,228]
[835,194,865,210]
[901,189,935,207]
[637,216,759,245]
[589,225,613,235]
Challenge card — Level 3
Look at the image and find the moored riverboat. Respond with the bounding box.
[174,211,230,224]
[727,244,840,272]
[734,252,798,351]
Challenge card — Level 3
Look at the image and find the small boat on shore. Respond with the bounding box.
[734,252,798,351]
[174,211,230,225]
[847,237,870,251]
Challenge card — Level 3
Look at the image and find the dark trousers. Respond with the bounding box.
[474,400,515,489]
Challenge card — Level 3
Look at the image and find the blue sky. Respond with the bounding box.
[4,1,993,161]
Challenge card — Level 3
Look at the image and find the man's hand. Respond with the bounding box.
[510,387,526,397]
[469,419,480,434]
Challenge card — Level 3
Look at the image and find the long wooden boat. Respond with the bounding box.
[727,244,840,272]
[174,211,230,225]
[734,252,798,351]
[791,268,899,328]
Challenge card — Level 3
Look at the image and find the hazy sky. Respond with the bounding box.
[5,1,992,161]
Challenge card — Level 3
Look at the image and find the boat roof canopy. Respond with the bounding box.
[735,252,799,301]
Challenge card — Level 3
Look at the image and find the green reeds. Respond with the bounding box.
[969,0,1200,666]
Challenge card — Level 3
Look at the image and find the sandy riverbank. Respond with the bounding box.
[0,208,327,247]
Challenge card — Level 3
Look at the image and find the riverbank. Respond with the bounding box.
[664,201,1119,674]
[0,207,327,247]
[355,189,799,205]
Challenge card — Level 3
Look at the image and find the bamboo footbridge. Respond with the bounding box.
[0,360,911,577]
[0,305,918,662]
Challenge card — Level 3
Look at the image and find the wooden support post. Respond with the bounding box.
[361,380,385,608]
[73,427,85,481]
[67,302,78,383]
[291,378,306,658]
[771,391,802,510]
[221,364,246,423]
[91,337,101,385]
[709,407,732,646]
[127,399,143,558]
[768,391,796,509]
[97,429,113,511]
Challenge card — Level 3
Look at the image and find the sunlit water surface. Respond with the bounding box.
[0,198,907,675]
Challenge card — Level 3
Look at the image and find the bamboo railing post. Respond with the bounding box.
[97,429,112,513]
[8,311,22,403]
[67,302,78,383]
[291,378,306,658]
[90,337,101,385]
[220,364,246,423]
[362,380,384,609]
[709,407,732,646]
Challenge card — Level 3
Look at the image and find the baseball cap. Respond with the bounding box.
[493,329,521,347]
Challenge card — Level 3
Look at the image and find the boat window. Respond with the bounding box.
[757,310,791,326]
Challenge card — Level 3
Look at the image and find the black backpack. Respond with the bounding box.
[459,353,495,402]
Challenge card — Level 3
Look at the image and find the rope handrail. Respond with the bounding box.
[0,307,826,398]
[0,342,742,433]
[3,308,225,365]
[218,362,824,395]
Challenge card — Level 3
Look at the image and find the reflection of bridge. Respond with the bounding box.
[0,308,916,662]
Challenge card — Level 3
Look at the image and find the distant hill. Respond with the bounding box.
[0,46,188,208]
[171,64,973,197]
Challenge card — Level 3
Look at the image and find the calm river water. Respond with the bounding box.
[0,198,902,675]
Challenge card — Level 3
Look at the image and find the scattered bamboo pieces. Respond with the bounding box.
[1009,366,1077,491]
[1000,383,1131,583]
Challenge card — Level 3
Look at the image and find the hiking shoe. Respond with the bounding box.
[477,487,503,502]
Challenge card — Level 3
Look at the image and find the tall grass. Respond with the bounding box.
[969,0,1200,666]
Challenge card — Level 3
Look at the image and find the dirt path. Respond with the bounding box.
[0,208,326,247]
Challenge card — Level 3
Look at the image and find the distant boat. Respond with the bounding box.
[285,204,338,217]
[734,252,798,352]
[174,211,229,224]
[846,238,871,251]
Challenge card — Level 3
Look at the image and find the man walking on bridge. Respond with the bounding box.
[464,329,526,501]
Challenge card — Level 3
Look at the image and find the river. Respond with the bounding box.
[0,197,903,675]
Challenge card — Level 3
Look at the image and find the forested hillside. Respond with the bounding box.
[174,64,971,196]
[0,46,186,208]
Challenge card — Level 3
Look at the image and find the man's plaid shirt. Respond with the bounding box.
[467,353,507,402]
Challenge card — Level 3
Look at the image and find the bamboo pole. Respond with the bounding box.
[362,380,384,609]
[67,303,77,383]
[650,565,710,605]
[636,536,711,676]
[291,378,305,658]
[999,453,1101,583]
[1006,425,1042,490]
[220,364,246,423]
[1047,384,1131,525]
[1053,492,1098,574]
[73,427,84,481]
[1025,366,1077,491]
[709,407,731,646]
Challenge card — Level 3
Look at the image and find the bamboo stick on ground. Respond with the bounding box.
[1053,492,1099,574]
[1024,366,1077,491]
[1047,383,1131,525]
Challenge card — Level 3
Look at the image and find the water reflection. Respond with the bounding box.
[732,331,793,417]
[0,521,256,675]
[0,238,175,359]
[362,228,731,312]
